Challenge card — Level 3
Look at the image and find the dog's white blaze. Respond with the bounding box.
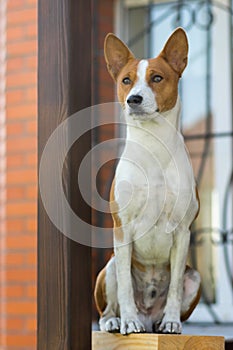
[136,59,148,86]
[126,59,149,96]
[125,60,158,116]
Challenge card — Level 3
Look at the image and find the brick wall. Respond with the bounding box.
[0,0,7,344]
[1,0,37,348]
[0,0,116,344]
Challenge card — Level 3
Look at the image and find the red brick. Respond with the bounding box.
[6,122,24,136]
[99,65,113,83]
[6,234,36,249]
[26,23,37,39]
[7,9,37,26]
[7,26,25,42]
[7,137,37,153]
[6,57,25,74]
[7,40,37,57]
[4,0,42,347]
[24,86,37,102]
[7,186,25,200]
[6,269,36,283]
[7,103,37,119]
[6,334,36,347]
[7,169,36,184]
[25,218,37,232]
[25,251,37,265]
[25,55,37,69]
[6,219,24,232]
[25,185,37,199]
[26,284,36,298]
[26,120,37,134]
[26,317,37,331]
[6,201,37,216]
[3,285,24,298]
[5,252,25,266]
[6,317,24,331]
[98,0,113,18]
[6,71,36,87]
[25,152,37,166]
[7,154,24,168]
[97,21,113,36]
[6,89,24,104]
[7,0,26,11]
[26,0,37,5]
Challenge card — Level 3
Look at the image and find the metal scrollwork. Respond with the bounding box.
[195,1,214,30]
[172,1,214,31]
[172,3,194,31]
[191,228,233,246]
[126,0,233,324]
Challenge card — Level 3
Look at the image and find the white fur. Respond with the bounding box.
[99,63,200,335]
[126,60,158,117]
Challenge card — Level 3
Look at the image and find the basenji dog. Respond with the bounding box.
[94,28,201,335]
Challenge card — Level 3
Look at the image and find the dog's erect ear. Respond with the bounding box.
[160,28,188,77]
[104,33,135,81]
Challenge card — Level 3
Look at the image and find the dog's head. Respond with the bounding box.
[104,28,188,120]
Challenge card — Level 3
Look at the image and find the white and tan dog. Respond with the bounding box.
[94,28,201,335]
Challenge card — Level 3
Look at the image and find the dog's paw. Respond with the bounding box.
[105,317,121,333]
[158,320,182,334]
[120,316,145,335]
[158,304,182,334]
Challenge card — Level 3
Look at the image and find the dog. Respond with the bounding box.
[94,28,201,335]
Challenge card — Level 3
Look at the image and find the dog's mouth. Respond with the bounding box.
[128,108,160,119]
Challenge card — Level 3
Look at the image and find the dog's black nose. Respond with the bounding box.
[127,95,143,106]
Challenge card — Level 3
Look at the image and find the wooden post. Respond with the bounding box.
[38,0,92,349]
[92,332,225,350]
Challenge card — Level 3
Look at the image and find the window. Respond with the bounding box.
[116,0,233,323]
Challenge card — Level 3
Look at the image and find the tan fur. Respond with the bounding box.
[109,178,124,242]
[131,254,146,273]
[104,33,135,81]
[95,28,201,335]
[146,57,179,112]
[94,267,107,316]
[181,285,201,322]
[105,28,188,113]
[159,28,188,77]
[116,59,140,104]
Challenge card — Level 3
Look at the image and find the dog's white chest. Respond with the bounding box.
[114,115,198,245]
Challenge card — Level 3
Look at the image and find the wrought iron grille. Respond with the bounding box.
[125,0,233,324]
[92,0,233,325]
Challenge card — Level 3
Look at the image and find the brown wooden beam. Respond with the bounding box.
[38,0,92,349]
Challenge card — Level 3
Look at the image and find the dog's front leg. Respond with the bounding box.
[115,243,145,335]
[159,228,190,334]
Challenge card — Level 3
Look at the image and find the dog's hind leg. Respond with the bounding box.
[181,266,201,321]
[94,256,120,332]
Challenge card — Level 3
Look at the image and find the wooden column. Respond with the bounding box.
[38,1,92,349]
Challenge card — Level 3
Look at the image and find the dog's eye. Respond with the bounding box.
[122,77,131,85]
[152,75,163,83]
